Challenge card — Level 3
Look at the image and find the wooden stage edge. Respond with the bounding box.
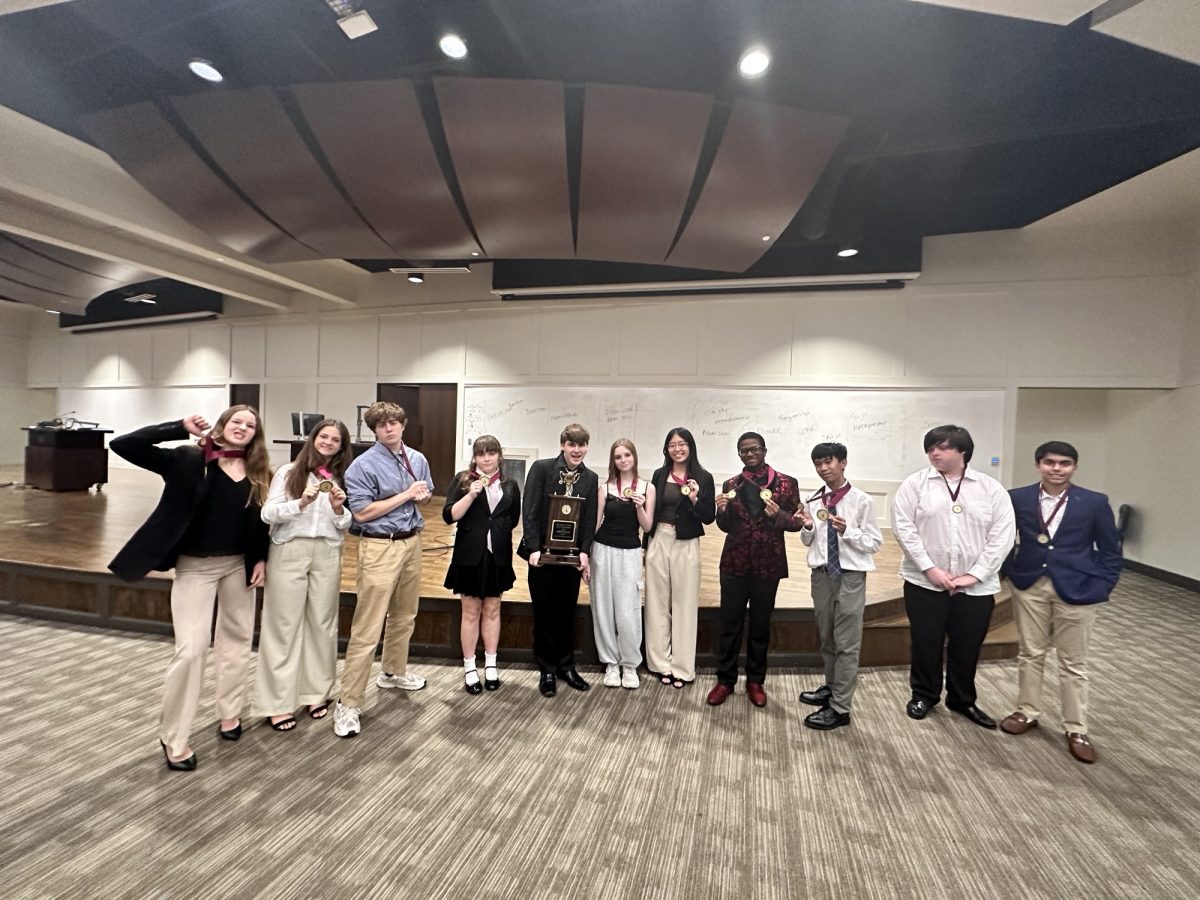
[0,467,1017,668]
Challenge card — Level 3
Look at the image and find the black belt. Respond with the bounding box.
[357,530,418,542]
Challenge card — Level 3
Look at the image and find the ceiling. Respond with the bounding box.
[0,0,1199,309]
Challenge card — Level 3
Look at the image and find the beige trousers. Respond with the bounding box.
[253,537,343,716]
[810,569,867,714]
[160,555,256,757]
[1011,576,1099,734]
[339,534,422,708]
[644,524,701,682]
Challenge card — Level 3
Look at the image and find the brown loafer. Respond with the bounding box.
[706,683,732,706]
[1066,732,1097,764]
[746,682,767,708]
[1000,712,1039,735]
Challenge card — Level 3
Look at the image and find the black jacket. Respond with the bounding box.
[441,472,522,568]
[517,454,599,558]
[645,465,716,542]
[107,421,270,584]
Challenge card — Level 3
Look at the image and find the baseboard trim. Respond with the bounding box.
[1124,560,1200,594]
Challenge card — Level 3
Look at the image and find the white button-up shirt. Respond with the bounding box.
[798,484,883,572]
[1039,488,1069,539]
[261,463,353,544]
[891,466,1015,595]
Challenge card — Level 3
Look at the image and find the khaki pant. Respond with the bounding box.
[1011,576,1099,734]
[253,537,343,716]
[810,569,867,714]
[339,535,422,708]
[644,525,700,682]
[160,555,256,757]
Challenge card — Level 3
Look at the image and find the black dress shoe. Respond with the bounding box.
[906,698,934,720]
[160,740,197,772]
[947,703,997,730]
[464,676,483,695]
[484,669,501,691]
[556,668,591,691]
[539,672,557,697]
[804,706,851,731]
[800,684,833,707]
[218,721,242,741]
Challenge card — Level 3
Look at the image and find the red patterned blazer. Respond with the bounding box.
[716,471,803,580]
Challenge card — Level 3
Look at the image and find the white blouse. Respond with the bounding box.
[261,463,353,545]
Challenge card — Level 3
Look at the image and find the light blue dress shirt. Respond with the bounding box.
[344,441,434,536]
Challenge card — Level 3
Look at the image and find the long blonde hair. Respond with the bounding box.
[607,438,639,485]
[205,405,271,505]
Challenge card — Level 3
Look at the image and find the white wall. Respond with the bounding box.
[0,306,55,463]
[1012,389,1112,491]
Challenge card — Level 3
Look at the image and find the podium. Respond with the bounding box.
[22,427,112,491]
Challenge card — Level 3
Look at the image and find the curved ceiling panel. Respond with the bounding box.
[435,76,574,259]
[291,80,482,260]
[171,86,397,259]
[667,100,847,273]
[576,83,713,265]
[80,102,316,263]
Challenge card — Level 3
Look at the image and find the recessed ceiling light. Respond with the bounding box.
[738,47,770,78]
[439,33,468,59]
[46,309,60,315]
[408,273,424,284]
[761,234,771,242]
[337,10,378,40]
[471,251,480,257]
[187,59,223,83]
[837,247,859,258]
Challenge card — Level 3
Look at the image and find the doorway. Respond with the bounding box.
[376,383,458,494]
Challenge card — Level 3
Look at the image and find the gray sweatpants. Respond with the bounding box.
[590,542,644,667]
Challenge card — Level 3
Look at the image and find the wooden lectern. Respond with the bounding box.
[22,427,112,491]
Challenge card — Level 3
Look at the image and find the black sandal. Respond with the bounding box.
[267,716,297,731]
[307,701,331,719]
[671,677,686,689]
[660,673,674,686]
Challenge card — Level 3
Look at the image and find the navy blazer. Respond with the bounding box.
[441,472,521,568]
[108,420,270,584]
[1002,483,1123,605]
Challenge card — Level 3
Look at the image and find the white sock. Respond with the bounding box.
[464,658,479,685]
[484,652,498,669]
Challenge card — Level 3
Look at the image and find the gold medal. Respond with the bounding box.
[816,508,829,521]
[318,480,333,493]
[680,485,691,496]
[1036,533,1050,545]
[560,503,572,516]
[476,478,490,492]
[759,489,772,501]
[951,504,963,514]
[623,487,634,498]
[725,489,737,499]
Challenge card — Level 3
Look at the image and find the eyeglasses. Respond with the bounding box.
[666,442,688,450]
[737,446,764,456]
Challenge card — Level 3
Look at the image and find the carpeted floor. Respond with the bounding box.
[0,571,1197,899]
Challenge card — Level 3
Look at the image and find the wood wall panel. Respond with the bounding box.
[576,83,712,264]
[668,100,847,272]
[82,102,316,263]
[172,88,396,259]
[435,77,574,259]
[292,81,482,259]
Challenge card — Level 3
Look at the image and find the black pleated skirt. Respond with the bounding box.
[443,549,515,598]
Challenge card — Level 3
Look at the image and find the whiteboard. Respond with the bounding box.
[462,386,1006,482]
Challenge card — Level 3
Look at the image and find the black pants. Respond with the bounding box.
[903,581,995,708]
[529,564,583,673]
[716,572,780,686]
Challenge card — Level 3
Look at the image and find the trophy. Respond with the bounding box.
[541,468,585,567]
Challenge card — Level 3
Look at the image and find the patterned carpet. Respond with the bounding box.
[0,571,1197,899]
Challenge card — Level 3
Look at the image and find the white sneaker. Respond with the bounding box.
[332,701,360,738]
[602,664,621,688]
[621,666,640,690]
[376,670,426,691]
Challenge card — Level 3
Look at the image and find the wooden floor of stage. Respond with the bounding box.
[0,464,908,610]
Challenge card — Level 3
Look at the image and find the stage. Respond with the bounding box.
[0,465,1016,666]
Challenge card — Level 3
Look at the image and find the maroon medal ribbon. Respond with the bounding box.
[200,435,245,463]
[395,444,417,480]
[941,470,966,510]
[1037,488,1069,537]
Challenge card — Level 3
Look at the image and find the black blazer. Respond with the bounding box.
[441,472,522,568]
[517,454,599,558]
[107,421,270,584]
[645,465,716,542]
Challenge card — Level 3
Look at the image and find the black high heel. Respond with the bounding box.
[218,720,242,741]
[160,740,197,772]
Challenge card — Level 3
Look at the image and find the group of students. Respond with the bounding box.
[108,404,1122,772]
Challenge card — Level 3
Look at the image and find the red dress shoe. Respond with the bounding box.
[706,683,732,706]
[1066,732,1097,764]
[746,682,767,707]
